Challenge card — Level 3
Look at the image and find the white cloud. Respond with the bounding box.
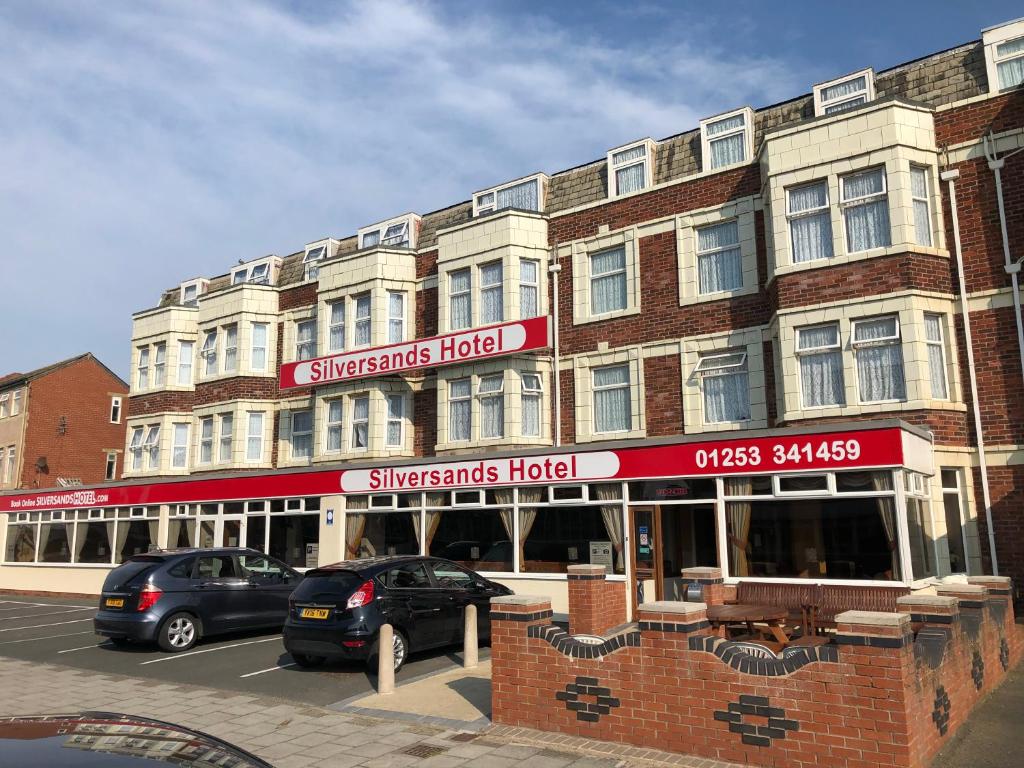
[0,0,805,376]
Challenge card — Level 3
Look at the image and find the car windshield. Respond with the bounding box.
[291,569,362,599]
[105,557,164,587]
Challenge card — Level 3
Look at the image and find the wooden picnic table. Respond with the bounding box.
[706,603,790,646]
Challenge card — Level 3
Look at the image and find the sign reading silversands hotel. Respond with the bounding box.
[279,315,550,390]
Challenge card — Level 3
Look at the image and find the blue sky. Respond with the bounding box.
[0,1,1019,380]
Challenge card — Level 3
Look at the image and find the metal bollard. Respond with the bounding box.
[377,623,395,695]
[463,604,478,669]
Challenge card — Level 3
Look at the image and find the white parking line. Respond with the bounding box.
[0,608,96,621]
[239,662,298,678]
[0,631,94,645]
[0,618,94,633]
[58,642,114,654]
[0,601,89,609]
[139,637,281,665]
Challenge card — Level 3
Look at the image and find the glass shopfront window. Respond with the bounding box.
[428,507,512,572]
[270,515,320,568]
[39,522,73,563]
[521,484,626,574]
[344,497,418,559]
[5,523,36,562]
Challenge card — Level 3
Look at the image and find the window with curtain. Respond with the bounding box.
[143,425,160,469]
[696,220,743,294]
[521,502,625,574]
[449,269,471,329]
[270,514,320,567]
[290,410,312,459]
[925,313,949,399]
[219,414,233,461]
[328,301,345,352]
[303,245,325,281]
[178,340,194,385]
[137,347,149,390]
[5,523,35,562]
[593,364,631,433]
[705,113,747,169]
[496,179,539,211]
[996,36,1024,90]
[852,315,906,402]
[788,181,833,263]
[118,519,157,562]
[796,323,845,407]
[250,324,267,371]
[694,351,750,423]
[295,320,316,361]
[223,326,237,372]
[819,75,869,114]
[911,165,932,246]
[386,394,404,447]
[388,292,405,343]
[448,379,471,441]
[351,396,369,449]
[521,373,542,437]
[354,294,371,347]
[349,512,417,560]
[39,522,72,562]
[477,375,504,438]
[326,401,343,452]
[610,144,647,195]
[201,330,217,376]
[246,412,263,460]
[129,427,144,469]
[590,247,627,315]
[153,343,166,386]
[382,221,409,247]
[429,508,512,571]
[171,423,189,468]
[520,260,539,318]
[941,469,968,573]
[199,417,213,464]
[75,520,112,563]
[480,262,503,324]
[841,168,891,252]
[361,229,381,248]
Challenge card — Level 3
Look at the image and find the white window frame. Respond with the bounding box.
[152,342,166,387]
[171,423,189,469]
[840,167,891,253]
[983,20,1024,93]
[223,325,238,373]
[137,347,150,390]
[110,396,122,424]
[250,323,268,372]
[385,394,404,448]
[201,330,218,377]
[10,390,20,416]
[592,364,632,434]
[3,446,13,483]
[910,165,933,247]
[695,219,743,295]
[351,395,370,451]
[700,107,753,172]
[295,319,317,361]
[479,261,504,325]
[325,399,344,453]
[104,452,117,481]
[354,294,371,348]
[290,409,313,460]
[795,323,845,409]
[388,291,406,344]
[521,372,543,438]
[448,379,472,442]
[851,315,906,404]
[328,301,346,352]
[303,244,327,281]
[199,416,214,465]
[218,414,233,462]
[0,394,8,419]
[472,173,547,216]
[245,412,264,462]
[231,258,274,286]
[520,259,540,319]
[449,269,472,330]
[941,468,970,574]
[358,214,419,250]
[606,139,654,198]
[177,340,194,385]
[179,279,206,306]
[129,427,144,470]
[924,312,949,400]
[693,351,750,425]
[477,374,505,439]
[589,247,628,316]
[143,425,161,470]
[813,68,875,116]
[786,180,833,264]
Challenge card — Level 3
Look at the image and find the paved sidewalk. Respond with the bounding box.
[0,658,739,768]
[932,664,1024,768]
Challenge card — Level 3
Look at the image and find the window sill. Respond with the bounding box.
[575,429,646,444]
[679,285,758,307]
[196,371,275,385]
[686,418,767,434]
[435,436,553,453]
[770,244,950,282]
[313,448,415,463]
[781,398,967,422]
[130,384,197,396]
[573,305,642,327]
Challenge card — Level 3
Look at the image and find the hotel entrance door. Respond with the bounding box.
[629,504,718,610]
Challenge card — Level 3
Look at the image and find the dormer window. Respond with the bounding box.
[473,174,546,216]
[813,69,875,116]
[607,140,654,198]
[700,108,753,171]
[358,214,419,250]
[303,244,327,281]
[983,20,1024,92]
[231,259,273,286]
[179,279,207,307]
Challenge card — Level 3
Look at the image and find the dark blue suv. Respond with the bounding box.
[94,548,301,652]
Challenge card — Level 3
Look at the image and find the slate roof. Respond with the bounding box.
[0,353,128,391]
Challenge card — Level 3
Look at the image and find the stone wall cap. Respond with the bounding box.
[967,576,1012,586]
[935,583,987,595]
[491,595,550,606]
[638,601,708,615]
[896,595,959,608]
[567,564,607,574]
[835,610,910,627]
[680,567,723,578]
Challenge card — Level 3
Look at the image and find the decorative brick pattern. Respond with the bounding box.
[971,650,985,690]
[932,686,951,736]
[555,676,622,723]
[712,695,799,748]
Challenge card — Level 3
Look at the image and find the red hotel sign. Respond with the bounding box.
[279,316,551,390]
[0,427,916,512]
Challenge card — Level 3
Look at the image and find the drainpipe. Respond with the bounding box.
[941,168,999,576]
[549,241,562,447]
[982,133,1024,389]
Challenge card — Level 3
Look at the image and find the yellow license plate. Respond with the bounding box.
[105,598,124,608]
[300,608,329,620]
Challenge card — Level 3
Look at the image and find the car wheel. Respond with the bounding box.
[291,653,326,668]
[157,613,199,652]
[108,637,131,648]
[367,629,410,674]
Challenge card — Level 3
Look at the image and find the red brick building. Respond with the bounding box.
[1,18,1023,603]
[0,354,128,491]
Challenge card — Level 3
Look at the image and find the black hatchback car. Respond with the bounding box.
[282,556,512,671]
[94,548,301,652]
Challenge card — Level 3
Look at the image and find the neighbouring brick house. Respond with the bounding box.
[0,354,128,491]
[1,18,1023,605]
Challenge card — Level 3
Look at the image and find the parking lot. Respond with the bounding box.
[0,595,486,707]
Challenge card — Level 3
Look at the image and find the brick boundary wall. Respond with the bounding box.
[491,572,1023,768]
[566,564,627,637]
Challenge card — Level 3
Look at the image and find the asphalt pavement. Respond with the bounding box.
[0,595,486,707]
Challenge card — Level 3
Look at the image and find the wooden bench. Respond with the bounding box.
[732,581,911,634]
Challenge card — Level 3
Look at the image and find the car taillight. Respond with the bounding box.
[346,579,375,609]
[342,639,367,648]
[137,584,163,612]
